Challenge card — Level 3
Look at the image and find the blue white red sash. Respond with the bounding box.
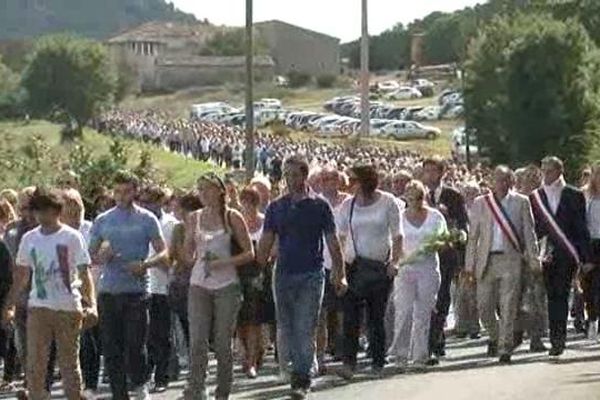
[483,193,522,254]
[531,189,581,265]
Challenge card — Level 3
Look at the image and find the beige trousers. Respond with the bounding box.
[477,254,522,356]
[27,307,83,400]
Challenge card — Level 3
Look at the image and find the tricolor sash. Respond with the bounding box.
[531,189,581,265]
[483,193,523,254]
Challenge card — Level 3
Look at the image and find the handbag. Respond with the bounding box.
[347,197,390,297]
[227,210,261,279]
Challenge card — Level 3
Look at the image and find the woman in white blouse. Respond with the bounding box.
[389,180,447,371]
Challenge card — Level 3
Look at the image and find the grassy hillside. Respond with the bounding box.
[0,120,215,189]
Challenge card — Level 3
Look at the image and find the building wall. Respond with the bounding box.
[257,21,340,76]
[154,62,274,91]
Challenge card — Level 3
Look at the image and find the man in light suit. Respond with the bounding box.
[465,166,541,364]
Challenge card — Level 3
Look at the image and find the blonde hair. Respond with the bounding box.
[62,189,85,222]
[0,189,18,210]
[0,199,17,225]
[404,179,427,202]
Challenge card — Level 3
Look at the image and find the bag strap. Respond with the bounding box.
[349,196,359,258]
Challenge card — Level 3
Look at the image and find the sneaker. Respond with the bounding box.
[151,382,168,393]
[246,366,258,379]
[588,321,598,342]
[134,384,150,400]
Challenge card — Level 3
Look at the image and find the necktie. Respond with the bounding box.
[429,190,437,207]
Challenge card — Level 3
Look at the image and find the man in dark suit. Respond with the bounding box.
[531,156,591,357]
[422,157,469,363]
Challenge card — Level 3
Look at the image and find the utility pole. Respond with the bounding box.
[359,0,370,139]
[244,0,255,180]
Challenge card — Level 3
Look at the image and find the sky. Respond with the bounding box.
[171,0,484,42]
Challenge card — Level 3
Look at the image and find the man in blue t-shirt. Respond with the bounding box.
[257,155,347,400]
[88,171,167,400]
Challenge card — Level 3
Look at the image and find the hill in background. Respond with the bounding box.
[0,0,198,40]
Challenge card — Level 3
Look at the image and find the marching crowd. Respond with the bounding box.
[0,110,597,400]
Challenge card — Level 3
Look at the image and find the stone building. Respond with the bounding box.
[255,20,340,76]
[107,19,340,92]
[107,21,274,91]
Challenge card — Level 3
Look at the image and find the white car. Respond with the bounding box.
[190,102,238,119]
[413,106,441,121]
[313,115,343,132]
[413,79,435,88]
[369,119,392,136]
[256,108,287,127]
[382,121,441,140]
[387,87,423,100]
[260,98,283,109]
[377,80,400,92]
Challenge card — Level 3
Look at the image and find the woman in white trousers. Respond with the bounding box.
[389,180,447,371]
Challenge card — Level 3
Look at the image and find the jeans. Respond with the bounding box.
[544,257,576,350]
[99,293,150,400]
[274,270,324,390]
[148,294,172,386]
[187,284,241,399]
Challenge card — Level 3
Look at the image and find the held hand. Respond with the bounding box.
[462,270,476,286]
[582,263,596,274]
[97,243,120,265]
[81,306,99,330]
[334,276,348,297]
[1,306,15,327]
[126,261,148,277]
[387,264,400,279]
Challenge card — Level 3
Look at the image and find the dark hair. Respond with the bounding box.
[351,164,379,195]
[240,186,261,208]
[422,156,446,173]
[30,187,64,213]
[140,185,165,204]
[283,154,310,178]
[179,192,203,212]
[113,170,140,189]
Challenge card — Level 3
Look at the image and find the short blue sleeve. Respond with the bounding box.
[263,202,278,234]
[88,216,103,251]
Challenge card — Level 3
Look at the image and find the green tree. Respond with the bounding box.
[0,55,19,93]
[464,14,600,177]
[22,35,117,140]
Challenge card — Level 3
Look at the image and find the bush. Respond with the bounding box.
[270,120,290,137]
[287,71,312,88]
[316,74,337,88]
[0,89,27,119]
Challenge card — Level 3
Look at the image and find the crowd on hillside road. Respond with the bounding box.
[0,108,599,400]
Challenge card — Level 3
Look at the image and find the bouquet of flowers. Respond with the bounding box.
[400,228,467,266]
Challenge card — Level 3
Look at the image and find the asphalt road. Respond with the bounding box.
[2,325,600,400]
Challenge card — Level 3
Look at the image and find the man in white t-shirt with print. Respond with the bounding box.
[2,188,96,400]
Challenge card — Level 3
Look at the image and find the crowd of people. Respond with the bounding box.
[0,109,598,400]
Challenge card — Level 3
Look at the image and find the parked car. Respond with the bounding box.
[259,98,283,109]
[382,121,441,140]
[377,80,401,92]
[413,106,441,121]
[275,75,289,87]
[387,87,423,100]
[369,119,393,136]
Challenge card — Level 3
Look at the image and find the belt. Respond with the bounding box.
[489,251,504,256]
